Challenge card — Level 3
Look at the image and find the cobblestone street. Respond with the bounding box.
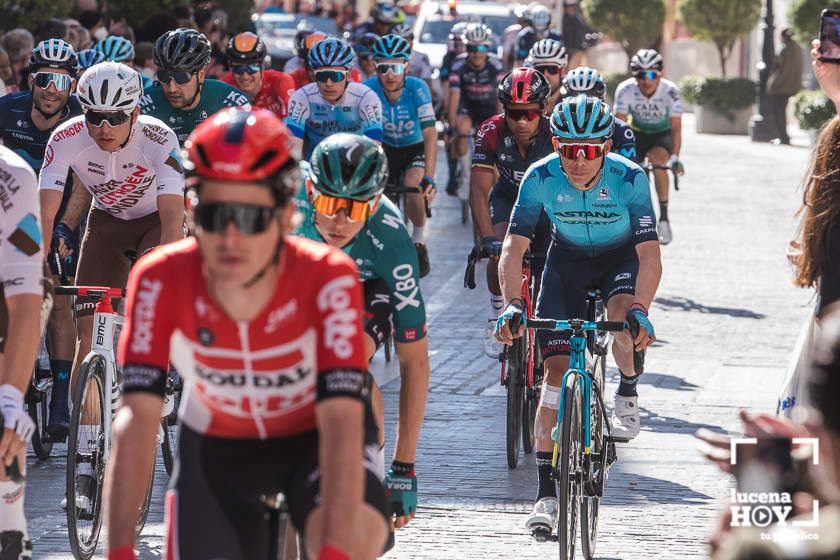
[29,114,815,559]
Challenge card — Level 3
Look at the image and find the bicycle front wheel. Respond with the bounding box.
[505,336,526,469]
[66,353,107,560]
[522,335,539,454]
[557,372,582,560]
[581,354,607,559]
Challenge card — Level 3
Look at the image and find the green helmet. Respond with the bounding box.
[308,134,388,200]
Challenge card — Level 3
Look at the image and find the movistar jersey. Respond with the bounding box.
[293,166,426,342]
[139,79,249,145]
[362,75,435,148]
[613,77,683,134]
[508,152,658,258]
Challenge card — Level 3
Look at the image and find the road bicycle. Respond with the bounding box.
[25,365,54,460]
[464,246,545,469]
[525,302,643,560]
[641,159,680,192]
[262,493,309,560]
[55,286,159,560]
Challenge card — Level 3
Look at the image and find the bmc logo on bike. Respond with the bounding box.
[317,275,358,360]
[729,438,819,541]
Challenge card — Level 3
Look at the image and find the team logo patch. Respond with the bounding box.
[198,327,215,346]
[638,215,654,227]
[598,187,609,199]
[614,272,631,281]
[9,213,41,256]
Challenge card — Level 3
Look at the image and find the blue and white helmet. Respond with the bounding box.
[550,95,614,141]
[529,38,568,67]
[461,22,493,46]
[94,35,135,63]
[308,38,356,69]
[29,39,78,75]
[77,48,106,70]
[372,34,411,61]
[530,5,552,32]
[562,67,606,99]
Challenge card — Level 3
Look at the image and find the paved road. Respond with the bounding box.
[29,114,814,559]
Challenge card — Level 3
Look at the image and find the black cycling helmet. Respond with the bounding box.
[226,32,266,65]
[498,67,551,107]
[154,28,211,72]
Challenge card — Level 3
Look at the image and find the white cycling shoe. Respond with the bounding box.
[610,394,640,441]
[525,497,558,537]
[658,220,672,245]
[484,320,504,359]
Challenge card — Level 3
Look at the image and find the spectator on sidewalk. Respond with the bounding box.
[2,28,34,92]
[767,28,803,145]
[562,1,592,68]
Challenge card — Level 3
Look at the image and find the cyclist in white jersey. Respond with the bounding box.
[614,49,684,245]
[286,38,383,159]
[38,62,185,512]
[0,145,41,560]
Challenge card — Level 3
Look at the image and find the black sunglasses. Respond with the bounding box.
[85,110,132,127]
[156,68,195,85]
[535,65,561,76]
[195,203,276,234]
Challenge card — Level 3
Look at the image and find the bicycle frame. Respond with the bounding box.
[552,325,595,465]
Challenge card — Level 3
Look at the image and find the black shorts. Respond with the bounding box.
[363,278,393,351]
[489,186,552,258]
[535,243,639,358]
[458,102,497,127]
[383,142,425,188]
[167,419,389,560]
[634,129,674,159]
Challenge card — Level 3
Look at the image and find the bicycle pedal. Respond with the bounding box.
[530,526,552,542]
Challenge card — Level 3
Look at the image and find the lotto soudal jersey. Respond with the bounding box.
[139,79,249,145]
[471,114,554,198]
[118,236,369,439]
[508,152,658,258]
[448,53,506,106]
[285,82,383,159]
[0,145,42,297]
[613,77,684,134]
[362,75,435,148]
[294,169,427,343]
[219,69,295,119]
[38,115,185,220]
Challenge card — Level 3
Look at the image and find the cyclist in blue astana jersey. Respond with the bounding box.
[286,38,383,159]
[364,34,437,278]
[495,95,661,537]
[295,134,429,532]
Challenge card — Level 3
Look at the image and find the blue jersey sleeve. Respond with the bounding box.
[622,167,658,245]
[285,88,309,139]
[507,163,546,239]
[612,120,638,162]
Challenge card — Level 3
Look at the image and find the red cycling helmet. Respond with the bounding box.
[498,67,551,106]
[185,108,300,200]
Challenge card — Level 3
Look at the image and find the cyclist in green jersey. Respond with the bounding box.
[295,134,429,530]
[139,28,249,145]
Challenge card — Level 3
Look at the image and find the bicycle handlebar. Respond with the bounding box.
[641,162,680,191]
[464,246,536,289]
[385,185,432,218]
[53,286,126,298]
[526,318,625,332]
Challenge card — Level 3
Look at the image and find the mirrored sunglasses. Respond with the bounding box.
[375,62,406,76]
[314,70,348,83]
[33,72,73,91]
[555,140,608,160]
[634,70,659,81]
[84,110,132,127]
[467,45,488,53]
[506,108,542,121]
[232,63,261,75]
[309,186,377,222]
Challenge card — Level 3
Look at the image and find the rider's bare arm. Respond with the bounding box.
[105,393,162,553]
[633,240,662,311]
[393,338,430,464]
[669,116,682,158]
[447,89,461,128]
[499,233,531,306]
[60,174,93,230]
[39,189,63,250]
[469,168,498,239]
[421,125,438,181]
[156,194,186,245]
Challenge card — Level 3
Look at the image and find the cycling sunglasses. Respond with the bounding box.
[535,65,561,76]
[232,63,261,75]
[194,202,276,234]
[466,45,488,53]
[506,108,541,121]
[156,68,195,85]
[314,70,348,83]
[635,70,659,81]
[84,109,132,127]
[33,72,73,91]
[376,62,406,76]
[309,185,377,222]
[554,139,608,160]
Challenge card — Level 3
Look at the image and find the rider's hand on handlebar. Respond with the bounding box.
[494,301,524,345]
[51,222,75,259]
[481,236,503,258]
[625,307,655,350]
[668,154,684,176]
[385,461,417,529]
[420,175,436,204]
[0,384,34,467]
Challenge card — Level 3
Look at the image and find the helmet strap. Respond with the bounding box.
[242,229,284,289]
[182,77,204,110]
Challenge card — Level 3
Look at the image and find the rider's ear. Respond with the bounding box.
[604,138,613,153]
[551,136,561,152]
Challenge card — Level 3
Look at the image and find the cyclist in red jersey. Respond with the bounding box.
[219,32,295,119]
[289,33,362,90]
[103,108,388,560]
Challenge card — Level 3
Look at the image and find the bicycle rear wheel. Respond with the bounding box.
[66,354,107,560]
[28,374,53,460]
[505,335,526,469]
[557,373,582,560]
[581,355,607,559]
[522,336,539,454]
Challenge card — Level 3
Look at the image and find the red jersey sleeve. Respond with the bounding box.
[472,115,501,171]
[272,71,295,118]
[118,244,180,397]
[312,248,370,402]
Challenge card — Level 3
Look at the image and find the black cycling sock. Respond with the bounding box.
[616,370,639,397]
[536,452,556,500]
[659,201,669,222]
[49,359,72,420]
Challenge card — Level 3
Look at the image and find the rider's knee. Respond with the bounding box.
[0,531,31,560]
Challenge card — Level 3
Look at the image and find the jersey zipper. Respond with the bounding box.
[237,320,268,439]
[582,189,596,257]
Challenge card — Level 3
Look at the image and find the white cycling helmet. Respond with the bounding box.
[630,48,664,72]
[529,38,568,67]
[461,22,492,46]
[77,61,143,112]
[530,5,552,32]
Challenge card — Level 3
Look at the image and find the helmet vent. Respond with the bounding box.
[357,161,376,186]
[321,152,334,184]
[250,150,277,173]
[99,80,109,105]
[194,143,212,169]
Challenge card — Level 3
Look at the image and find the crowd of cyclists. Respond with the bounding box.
[0,1,686,558]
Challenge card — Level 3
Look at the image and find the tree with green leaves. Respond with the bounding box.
[0,0,73,33]
[678,0,762,78]
[581,0,666,58]
[789,0,840,43]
